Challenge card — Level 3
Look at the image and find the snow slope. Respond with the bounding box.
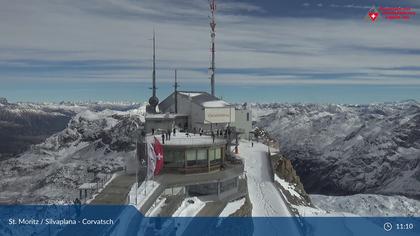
[172,197,205,217]
[219,198,245,217]
[238,140,290,216]
[0,104,145,203]
[311,194,420,216]
[238,140,302,235]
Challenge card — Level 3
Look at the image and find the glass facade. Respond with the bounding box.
[186,149,197,166]
[209,148,215,161]
[187,183,218,196]
[187,177,239,197]
[164,150,184,168]
[210,147,222,164]
[197,149,207,166]
[164,146,224,171]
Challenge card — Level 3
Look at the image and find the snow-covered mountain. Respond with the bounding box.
[0,101,145,203]
[0,100,73,159]
[253,101,420,198]
[311,194,420,217]
[2,98,419,218]
[0,99,143,160]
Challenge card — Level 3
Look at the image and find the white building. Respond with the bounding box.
[158,91,234,130]
[143,91,251,139]
[232,108,252,140]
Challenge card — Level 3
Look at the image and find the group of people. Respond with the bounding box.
[153,128,176,144]
[151,126,234,144]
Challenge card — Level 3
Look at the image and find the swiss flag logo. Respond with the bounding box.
[153,137,164,175]
[369,12,379,22]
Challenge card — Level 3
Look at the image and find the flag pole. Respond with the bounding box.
[152,137,155,188]
[135,142,138,205]
[144,142,147,196]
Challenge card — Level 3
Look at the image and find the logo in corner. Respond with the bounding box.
[366,6,380,22]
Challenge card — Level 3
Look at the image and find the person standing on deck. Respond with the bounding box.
[74,198,81,217]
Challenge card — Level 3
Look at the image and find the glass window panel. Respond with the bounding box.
[197,149,207,160]
[215,148,221,160]
[209,148,215,161]
[174,151,185,167]
[164,151,184,167]
[164,151,174,163]
[186,149,196,161]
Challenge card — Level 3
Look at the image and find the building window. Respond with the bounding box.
[188,183,218,196]
[164,150,184,168]
[215,148,221,160]
[186,149,196,166]
[197,149,207,166]
[246,112,250,121]
[211,148,222,164]
[209,148,215,161]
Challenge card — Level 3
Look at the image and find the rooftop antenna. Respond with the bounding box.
[173,69,179,113]
[209,0,216,97]
[152,30,157,98]
[147,30,159,113]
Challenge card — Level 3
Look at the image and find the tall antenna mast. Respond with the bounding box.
[152,30,157,97]
[209,0,216,97]
[147,30,159,114]
[174,69,179,113]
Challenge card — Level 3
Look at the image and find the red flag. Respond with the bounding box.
[153,137,164,175]
[146,142,156,180]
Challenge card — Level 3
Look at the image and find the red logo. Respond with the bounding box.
[368,12,379,21]
[366,7,380,22]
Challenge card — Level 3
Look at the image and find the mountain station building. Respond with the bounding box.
[145,91,252,139]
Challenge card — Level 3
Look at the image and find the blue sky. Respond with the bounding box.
[0,0,419,104]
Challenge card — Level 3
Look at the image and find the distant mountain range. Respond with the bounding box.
[0,99,73,160]
[1,98,419,210]
[253,101,420,199]
[0,99,144,203]
[0,98,141,160]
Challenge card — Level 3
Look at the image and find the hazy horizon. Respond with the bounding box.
[2,83,419,105]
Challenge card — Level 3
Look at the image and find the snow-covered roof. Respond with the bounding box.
[145,113,188,119]
[159,91,231,112]
[202,100,230,108]
[179,92,203,98]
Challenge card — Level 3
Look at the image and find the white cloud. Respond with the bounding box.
[329,4,371,9]
[0,0,419,86]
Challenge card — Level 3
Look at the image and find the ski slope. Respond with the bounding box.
[239,140,291,216]
[238,141,302,236]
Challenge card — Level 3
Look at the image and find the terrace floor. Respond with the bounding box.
[147,132,227,146]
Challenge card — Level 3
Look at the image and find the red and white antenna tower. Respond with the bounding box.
[209,0,216,97]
